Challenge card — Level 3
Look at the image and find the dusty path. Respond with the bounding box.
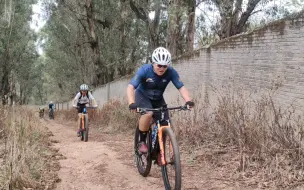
[45,118,255,190]
[47,120,164,190]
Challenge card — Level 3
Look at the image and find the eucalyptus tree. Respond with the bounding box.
[42,0,147,102]
[129,0,196,57]
[198,0,276,39]
[167,0,196,57]
[0,0,40,105]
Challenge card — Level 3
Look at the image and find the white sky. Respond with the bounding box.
[30,1,47,55]
[30,1,47,32]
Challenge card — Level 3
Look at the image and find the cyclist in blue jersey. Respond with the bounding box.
[126,47,194,153]
[48,101,55,119]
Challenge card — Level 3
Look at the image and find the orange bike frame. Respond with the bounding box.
[81,114,85,130]
[157,123,173,165]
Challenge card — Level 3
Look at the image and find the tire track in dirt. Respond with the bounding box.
[47,120,163,190]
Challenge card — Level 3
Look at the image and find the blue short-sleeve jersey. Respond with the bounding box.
[129,64,184,100]
[49,103,54,109]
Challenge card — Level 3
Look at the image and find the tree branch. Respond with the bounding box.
[129,0,148,23]
[61,0,111,29]
[237,0,261,32]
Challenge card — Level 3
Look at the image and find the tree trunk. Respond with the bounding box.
[149,0,161,50]
[37,88,43,104]
[129,0,161,55]
[20,87,23,105]
[1,49,10,105]
[8,74,15,106]
[214,0,261,39]
[185,0,196,52]
[84,0,105,85]
[168,0,196,56]
[118,0,127,77]
[167,0,182,57]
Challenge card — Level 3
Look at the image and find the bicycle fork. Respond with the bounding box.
[158,124,173,165]
[81,114,85,131]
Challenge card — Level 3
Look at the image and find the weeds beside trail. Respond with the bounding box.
[0,106,59,190]
[174,86,304,188]
[57,100,137,133]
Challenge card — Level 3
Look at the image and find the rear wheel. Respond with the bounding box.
[49,110,54,119]
[134,126,152,177]
[161,127,182,190]
[80,117,84,141]
[83,115,89,142]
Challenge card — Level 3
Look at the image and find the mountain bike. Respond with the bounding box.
[77,105,95,142]
[49,108,55,119]
[134,105,190,190]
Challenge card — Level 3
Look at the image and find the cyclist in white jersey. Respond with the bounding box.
[72,84,98,136]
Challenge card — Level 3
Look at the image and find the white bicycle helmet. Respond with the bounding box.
[152,47,171,65]
[80,84,89,91]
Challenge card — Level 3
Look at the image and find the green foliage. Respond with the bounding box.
[0,0,41,105]
[41,0,148,101]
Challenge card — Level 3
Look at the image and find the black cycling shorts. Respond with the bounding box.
[135,90,169,124]
[77,103,87,113]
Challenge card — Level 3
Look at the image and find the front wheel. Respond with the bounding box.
[49,110,54,119]
[134,126,152,177]
[83,115,89,142]
[161,127,182,190]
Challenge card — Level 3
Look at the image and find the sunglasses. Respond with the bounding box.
[156,64,168,69]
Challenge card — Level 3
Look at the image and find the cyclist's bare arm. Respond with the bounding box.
[178,86,192,102]
[127,84,136,105]
[72,93,81,107]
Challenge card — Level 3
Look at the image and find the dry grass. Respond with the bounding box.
[174,85,304,188]
[54,87,304,188]
[0,106,59,190]
[92,99,138,133]
[56,99,138,133]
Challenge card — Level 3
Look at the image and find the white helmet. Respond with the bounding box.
[152,47,171,65]
[80,84,89,91]
[50,101,53,104]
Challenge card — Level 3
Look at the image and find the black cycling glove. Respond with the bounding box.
[129,103,137,110]
[185,101,194,107]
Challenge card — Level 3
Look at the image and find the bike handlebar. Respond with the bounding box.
[74,106,97,109]
[136,105,190,114]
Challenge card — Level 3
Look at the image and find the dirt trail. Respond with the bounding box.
[47,120,164,190]
[46,118,253,190]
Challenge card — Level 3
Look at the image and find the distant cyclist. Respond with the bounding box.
[39,106,45,118]
[126,47,194,153]
[72,84,98,136]
[49,101,55,110]
[48,101,55,119]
